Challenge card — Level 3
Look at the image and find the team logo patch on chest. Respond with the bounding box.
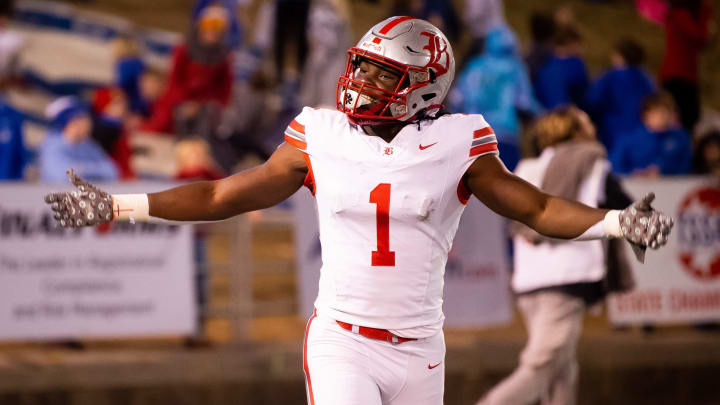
[384,147,394,156]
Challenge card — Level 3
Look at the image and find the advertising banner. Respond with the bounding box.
[0,183,195,340]
[608,178,720,324]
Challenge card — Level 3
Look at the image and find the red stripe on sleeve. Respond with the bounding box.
[285,134,307,150]
[469,142,498,157]
[302,154,316,196]
[378,16,416,34]
[289,119,306,134]
[473,127,494,139]
[457,179,471,205]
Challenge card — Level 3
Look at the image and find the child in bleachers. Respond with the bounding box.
[450,25,540,171]
[0,97,27,180]
[112,36,147,116]
[693,129,720,180]
[143,5,232,137]
[587,38,657,153]
[92,87,135,179]
[174,137,225,181]
[532,25,589,110]
[610,93,692,176]
[39,97,119,183]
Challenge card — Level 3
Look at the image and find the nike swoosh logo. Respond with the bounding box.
[419,142,438,150]
[428,362,442,369]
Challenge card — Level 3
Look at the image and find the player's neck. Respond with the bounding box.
[363,122,407,143]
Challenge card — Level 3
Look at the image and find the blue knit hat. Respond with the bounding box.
[45,96,90,131]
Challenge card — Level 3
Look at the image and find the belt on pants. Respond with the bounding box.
[336,320,417,344]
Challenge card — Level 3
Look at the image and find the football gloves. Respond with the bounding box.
[619,192,673,262]
[44,169,114,228]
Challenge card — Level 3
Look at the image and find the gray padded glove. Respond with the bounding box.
[619,192,674,262]
[44,169,114,228]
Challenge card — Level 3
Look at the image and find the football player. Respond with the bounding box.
[45,17,672,405]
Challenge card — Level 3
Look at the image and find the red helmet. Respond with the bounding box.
[336,16,455,125]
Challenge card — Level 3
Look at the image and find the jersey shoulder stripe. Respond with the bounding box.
[469,126,498,157]
[284,119,307,150]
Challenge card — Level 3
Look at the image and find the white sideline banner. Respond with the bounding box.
[292,191,512,327]
[608,177,720,325]
[0,183,195,341]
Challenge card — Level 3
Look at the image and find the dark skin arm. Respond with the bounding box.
[148,143,308,221]
[465,154,606,239]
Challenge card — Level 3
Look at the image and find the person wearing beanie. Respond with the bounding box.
[39,96,119,183]
[143,4,232,136]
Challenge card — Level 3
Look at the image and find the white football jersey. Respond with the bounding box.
[285,107,498,338]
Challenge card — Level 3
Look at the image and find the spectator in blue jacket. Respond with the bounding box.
[450,25,540,170]
[39,97,119,184]
[587,38,657,153]
[533,25,589,110]
[610,93,692,176]
[0,98,27,180]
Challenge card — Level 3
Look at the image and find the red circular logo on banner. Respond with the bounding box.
[676,186,720,280]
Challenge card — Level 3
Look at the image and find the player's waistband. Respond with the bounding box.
[336,320,417,344]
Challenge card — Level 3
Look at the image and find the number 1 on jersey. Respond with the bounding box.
[370,183,395,266]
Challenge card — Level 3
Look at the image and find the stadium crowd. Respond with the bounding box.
[0,0,717,184]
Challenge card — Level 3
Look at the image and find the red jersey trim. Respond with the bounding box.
[289,119,306,134]
[457,179,471,205]
[473,127,494,139]
[303,154,316,196]
[469,142,498,157]
[285,134,308,150]
[303,309,318,405]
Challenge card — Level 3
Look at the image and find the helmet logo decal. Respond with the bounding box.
[421,32,449,76]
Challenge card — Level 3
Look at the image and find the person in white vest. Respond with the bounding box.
[477,106,636,405]
[44,17,672,405]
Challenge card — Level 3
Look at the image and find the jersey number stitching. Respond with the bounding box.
[369,183,396,267]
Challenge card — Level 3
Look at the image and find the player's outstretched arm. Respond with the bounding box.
[45,143,308,226]
[464,155,673,252]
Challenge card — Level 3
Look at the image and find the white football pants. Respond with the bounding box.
[303,310,445,405]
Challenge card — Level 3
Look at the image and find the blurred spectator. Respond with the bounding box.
[300,0,352,109]
[274,0,311,83]
[659,0,713,132]
[450,25,540,171]
[524,11,556,79]
[461,0,506,62]
[477,106,634,405]
[636,0,669,24]
[91,88,135,179]
[586,38,657,152]
[610,93,692,176]
[533,26,589,110]
[173,136,224,348]
[192,0,251,50]
[0,0,23,90]
[144,5,233,137]
[0,97,27,180]
[216,70,273,171]
[693,129,720,179]
[129,67,165,126]
[174,137,225,181]
[112,36,146,116]
[40,97,118,183]
[390,0,460,41]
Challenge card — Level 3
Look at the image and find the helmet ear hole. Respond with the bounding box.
[429,69,437,83]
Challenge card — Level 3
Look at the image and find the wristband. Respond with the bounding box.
[602,210,623,238]
[111,194,150,224]
[573,210,622,241]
